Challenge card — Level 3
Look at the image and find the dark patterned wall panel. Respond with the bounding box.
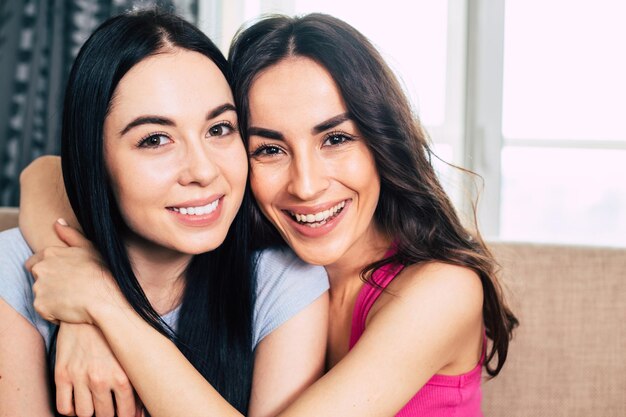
[0,0,193,206]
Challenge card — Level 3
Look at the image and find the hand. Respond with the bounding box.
[54,323,138,417]
[26,221,126,325]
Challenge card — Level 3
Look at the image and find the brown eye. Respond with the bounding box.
[249,143,285,158]
[208,122,234,137]
[256,145,282,156]
[138,134,171,148]
[323,132,353,147]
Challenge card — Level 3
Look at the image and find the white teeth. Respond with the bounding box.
[171,200,219,216]
[290,200,346,225]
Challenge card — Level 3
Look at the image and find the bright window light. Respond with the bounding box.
[502,0,626,141]
[289,0,449,127]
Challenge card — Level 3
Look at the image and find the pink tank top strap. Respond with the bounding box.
[349,246,405,349]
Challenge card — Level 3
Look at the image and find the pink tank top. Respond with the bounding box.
[349,249,484,417]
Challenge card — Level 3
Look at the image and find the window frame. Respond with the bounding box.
[197,0,626,246]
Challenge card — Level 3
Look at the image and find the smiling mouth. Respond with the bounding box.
[285,200,346,228]
[168,199,219,216]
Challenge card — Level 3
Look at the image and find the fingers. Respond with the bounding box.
[57,376,122,417]
[55,379,75,416]
[72,383,95,417]
[24,252,44,273]
[31,287,61,325]
[113,381,137,417]
[54,324,135,417]
[58,377,134,417]
[136,395,146,417]
[54,220,92,249]
[92,387,116,417]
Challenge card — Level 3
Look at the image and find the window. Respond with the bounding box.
[199,0,469,200]
[198,0,626,247]
[484,0,626,246]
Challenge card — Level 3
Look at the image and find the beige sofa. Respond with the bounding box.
[483,242,625,416]
[1,207,625,415]
[0,207,18,232]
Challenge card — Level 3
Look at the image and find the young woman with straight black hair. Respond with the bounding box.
[0,10,328,417]
[22,12,517,417]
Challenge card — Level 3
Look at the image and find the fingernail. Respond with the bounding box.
[57,218,68,226]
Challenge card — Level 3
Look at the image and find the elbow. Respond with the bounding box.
[20,155,61,186]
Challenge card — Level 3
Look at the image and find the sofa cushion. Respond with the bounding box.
[483,242,626,416]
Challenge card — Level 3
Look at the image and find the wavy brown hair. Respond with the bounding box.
[229,13,517,377]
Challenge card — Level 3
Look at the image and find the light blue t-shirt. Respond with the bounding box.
[0,228,328,351]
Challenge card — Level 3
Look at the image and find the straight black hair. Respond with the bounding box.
[59,10,254,412]
[229,13,517,377]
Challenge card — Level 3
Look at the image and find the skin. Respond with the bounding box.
[22,56,484,416]
[247,57,385,271]
[100,48,247,315]
[0,299,54,417]
[10,49,327,417]
[103,49,247,259]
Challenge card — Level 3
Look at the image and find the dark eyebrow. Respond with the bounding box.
[248,112,352,141]
[247,127,285,141]
[207,103,237,120]
[120,116,174,136]
[119,103,237,136]
[312,112,351,134]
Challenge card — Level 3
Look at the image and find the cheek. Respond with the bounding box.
[107,157,172,224]
[117,164,171,201]
[335,148,380,194]
[223,142,249,193]
[250,170,288,228]
[112,180,157,229]
[250,170,270,210]
[249,162,286,209]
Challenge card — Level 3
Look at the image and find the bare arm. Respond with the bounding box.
[19,155,79,250]
[249,293,328,417]
[274,263,484,416]
[20,156,138,417]
[31,225,484,417]
[53,323,138,417]
[0,299,54,417]
[30,225,330,417]
[19,157,329,415]
[94,289,330,417]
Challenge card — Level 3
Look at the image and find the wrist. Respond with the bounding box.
[88,273,132,327]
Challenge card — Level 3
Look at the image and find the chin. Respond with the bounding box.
[175,236,226,255]
[288,247,339,267]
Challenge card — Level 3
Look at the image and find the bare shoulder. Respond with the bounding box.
[401,261,482,295]
[365,261,484,373]
[377,261,484,319]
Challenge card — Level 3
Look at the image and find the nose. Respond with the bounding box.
[178,139,220,187]
[287,152,330,200]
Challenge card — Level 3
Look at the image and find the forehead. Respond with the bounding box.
[109,49,232,116]
[248,57,347,128]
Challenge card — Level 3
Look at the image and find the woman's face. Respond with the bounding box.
[247,57,385,267]
[103,49,247,255]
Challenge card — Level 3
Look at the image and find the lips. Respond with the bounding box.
[285,200,346,228]
[167,196,222,216]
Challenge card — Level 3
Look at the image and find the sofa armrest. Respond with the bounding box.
[0,207,18,232]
